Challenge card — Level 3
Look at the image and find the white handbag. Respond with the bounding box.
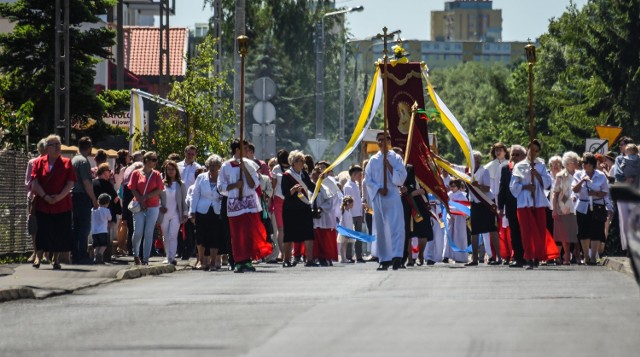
[128,171,153,214]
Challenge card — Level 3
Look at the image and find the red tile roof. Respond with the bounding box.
[123,26,188,77]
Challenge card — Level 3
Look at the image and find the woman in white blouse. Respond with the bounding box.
[572,152,609,265]
[158,160,188,265]
[189,155,224,270]
[551,152,580,265]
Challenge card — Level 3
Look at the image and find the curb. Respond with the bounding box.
[115,264,176,280]
[603,257,633,276]
[0,264,177,303]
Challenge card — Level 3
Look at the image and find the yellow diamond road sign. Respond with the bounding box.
[595,125,623,147]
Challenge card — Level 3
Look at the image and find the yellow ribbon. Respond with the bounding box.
[310,67,382,204]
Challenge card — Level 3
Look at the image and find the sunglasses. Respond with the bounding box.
[148,158,158,162]
[46,142,61,147]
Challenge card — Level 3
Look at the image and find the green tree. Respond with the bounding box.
[0,0,115,139]
[155,35,236,163]
[204,0,343,152]
[0,96,33,150]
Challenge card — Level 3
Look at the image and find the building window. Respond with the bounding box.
[434,43,440,50]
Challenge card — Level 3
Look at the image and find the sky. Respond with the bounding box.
[169,0,589,42]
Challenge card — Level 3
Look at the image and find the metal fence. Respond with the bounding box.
[0,150,32,254]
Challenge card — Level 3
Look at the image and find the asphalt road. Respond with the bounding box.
[1,263,639,357]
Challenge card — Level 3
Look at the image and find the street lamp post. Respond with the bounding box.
[237,35,249,198]
[525,41,537,143]
[315,5,363,140]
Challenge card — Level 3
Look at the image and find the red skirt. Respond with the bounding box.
[313,228,338,261]
[228,212,272,262]
[516,207,559,261]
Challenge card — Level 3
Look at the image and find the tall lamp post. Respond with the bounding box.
[525,41,537,143]
[315,5,364,140]
[237,35,249,198]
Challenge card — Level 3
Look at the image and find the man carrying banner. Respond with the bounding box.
[218,139,272,273]
[364,132,407,270]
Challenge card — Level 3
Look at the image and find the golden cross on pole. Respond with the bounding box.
[376,26,396,191]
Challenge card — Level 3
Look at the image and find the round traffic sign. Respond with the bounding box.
[252,101,276,124]
[252,77,277,101]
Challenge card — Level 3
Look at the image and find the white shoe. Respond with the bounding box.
[162,259,169,264]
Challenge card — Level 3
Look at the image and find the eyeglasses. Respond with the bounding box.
[46,142,61,147]
[377,137,391,142]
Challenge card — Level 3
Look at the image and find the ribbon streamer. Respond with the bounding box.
[337,225,376,243]
[310,67,383,204]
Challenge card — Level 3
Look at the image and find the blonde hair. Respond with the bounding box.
[626,143,638,155]
[288,150,305,166]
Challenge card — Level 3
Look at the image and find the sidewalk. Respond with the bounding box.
[0,256,188,303]
[603,256,635,277]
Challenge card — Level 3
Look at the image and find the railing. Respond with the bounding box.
[0,150,32,254]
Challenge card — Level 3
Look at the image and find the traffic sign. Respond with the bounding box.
[252,101,276,124]
[586,138,607,155]
[595,125,623,146]
[307,138,330,160]
[252,77,277,101]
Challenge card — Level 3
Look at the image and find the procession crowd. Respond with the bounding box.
[23,133,635,272]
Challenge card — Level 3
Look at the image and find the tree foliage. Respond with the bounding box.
[427,0,640,162]
[0,0,115,139]
[205,0,346,152]
[154,35,236,163]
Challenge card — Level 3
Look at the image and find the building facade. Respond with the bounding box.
[431,0,502,42]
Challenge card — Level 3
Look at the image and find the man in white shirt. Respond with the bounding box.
[178,145,202,190]
[218,139,272,273]
[343,164,365,262]
[364,132,407,270]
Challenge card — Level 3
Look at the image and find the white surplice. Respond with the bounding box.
[364,150,407,262]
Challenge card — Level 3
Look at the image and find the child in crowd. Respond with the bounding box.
[337,195,355,263]
[622,143,640,184]
[445,179,469,263]
[91,193,113,264]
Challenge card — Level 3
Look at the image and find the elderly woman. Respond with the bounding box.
[128,151,164,265]
[30,135,76,270]
[552,152,580,265]
[281,150,317,267]
[573,152,609,265]
[189,155,224,270]
[158,160,188,265]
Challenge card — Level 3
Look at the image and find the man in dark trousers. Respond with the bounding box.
[498,145,526,267]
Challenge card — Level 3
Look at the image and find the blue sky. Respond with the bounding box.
[170,0,589,41]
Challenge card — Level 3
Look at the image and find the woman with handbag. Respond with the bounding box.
[189,155,224,270]
[551,152,580,265]
[30,134,76,270]
[572,152,609,265]
[128,152,164,265]
[158,160,188,265]
[281,150,317,267]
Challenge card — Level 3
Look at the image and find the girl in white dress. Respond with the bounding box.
[337,196,355,263]
[445,179,469,263]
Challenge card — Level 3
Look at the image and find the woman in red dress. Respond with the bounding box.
[30,134,76,270]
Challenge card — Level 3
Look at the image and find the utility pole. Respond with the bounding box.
[116,0,124,90]
[234,0,246,138]
[212,0,223,121]
[159,0,170,97]
[54,0,70,145]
